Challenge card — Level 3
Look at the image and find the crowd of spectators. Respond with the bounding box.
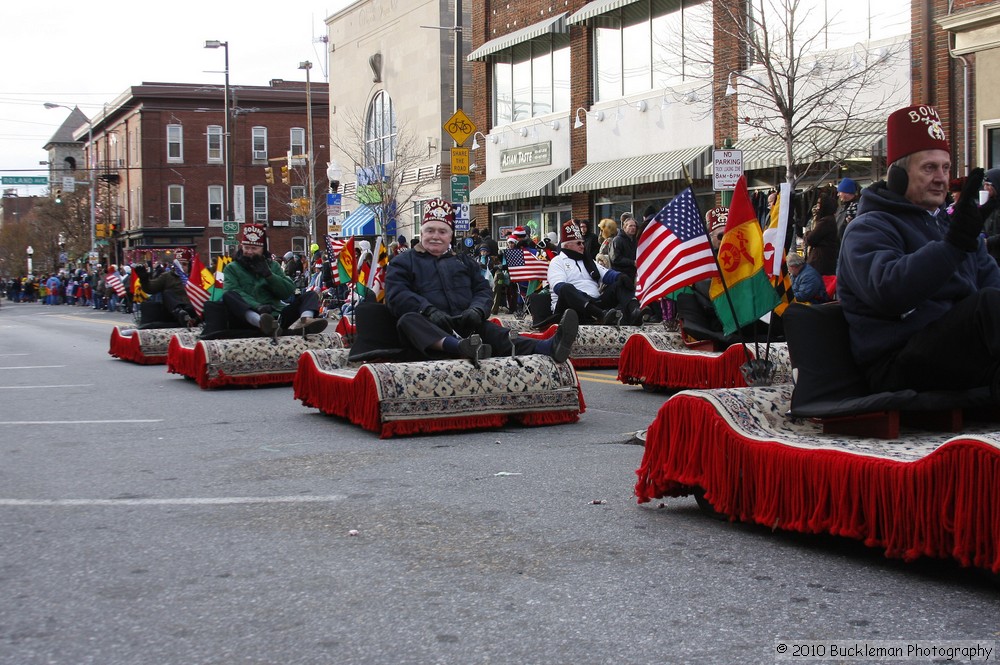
[3,264,136,313]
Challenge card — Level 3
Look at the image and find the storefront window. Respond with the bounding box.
[492,36,571,128]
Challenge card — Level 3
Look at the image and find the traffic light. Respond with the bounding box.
[280,165,290,185]
[96,223,106,238]
[54,188,62,204]
[109,222,117,235]
[264,166,274,184]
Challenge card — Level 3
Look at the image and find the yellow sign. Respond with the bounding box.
[451,148,470,175]
[444,109,476,146]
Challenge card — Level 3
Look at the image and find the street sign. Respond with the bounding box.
[451,148,470,175]
[453,202,470,231]
[712,149,744,191]
[450,175,470,203]
[222,221,239,235]
[444,109,476,146]
[1,176,48,185]
[327,192,342,217]
[62,176,76,193]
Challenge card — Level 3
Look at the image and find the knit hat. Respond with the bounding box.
[949,177,966,193]
[560,219,584,245]
[836,178,858,194]
[985,169,1000,192]
[422,197,454,228]
[241,223,266,247]
[704,206,729,234]
[886,104,950,165]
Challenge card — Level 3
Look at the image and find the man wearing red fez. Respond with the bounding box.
[545,219,643,326]
[384,198,578,365]
[219,223,327,337]
[837,104,1000,395]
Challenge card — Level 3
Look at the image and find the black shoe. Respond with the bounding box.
[547,309,579,363]
[457,334,492,368]
[601,309,623,327]
[258,313,278,336]
[289,316,328,335]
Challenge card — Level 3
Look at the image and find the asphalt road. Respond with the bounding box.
[1,302,998,665]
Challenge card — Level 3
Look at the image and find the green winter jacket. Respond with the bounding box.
[222,258,296,311]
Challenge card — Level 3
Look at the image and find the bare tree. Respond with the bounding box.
[328,110,442,241]
[675,0,909,186]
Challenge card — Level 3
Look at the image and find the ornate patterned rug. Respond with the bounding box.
[295,350,585,438]
[618,332,792,389]
[491,318,665,368]
[166,332,344,389]
[109,326,192,365]
[635,384,1000,572]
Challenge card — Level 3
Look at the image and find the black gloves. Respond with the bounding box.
[257,304,274,315]
[252,258,272,278]
[422,306,454,331]
[947,168,992,252]
[132,264,148,278]
[459,307,484,331]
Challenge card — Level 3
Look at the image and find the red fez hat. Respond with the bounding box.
[560,219,584,245]
[886,104,950,165]
[422,197,454,228]
[241,223,266,247]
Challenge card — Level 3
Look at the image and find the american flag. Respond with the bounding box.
[503,248,548,283]
[180,255,210,317]
[325,234,346,263]
[635,187,719,307]
[105,271,127,297]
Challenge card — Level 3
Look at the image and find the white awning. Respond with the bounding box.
[567,0,643,25]
[467,13,568,61]
[557,146,713,194]
[706,122,886,174]
[469,168,571,204]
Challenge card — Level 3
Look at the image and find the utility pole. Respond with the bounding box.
[205,40,233,223]
[299,61,316,251]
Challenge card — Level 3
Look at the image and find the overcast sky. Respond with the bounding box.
[0,1,351,196]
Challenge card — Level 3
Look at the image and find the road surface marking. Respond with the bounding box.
[0,495,348,507]
[0,384,94,390]
[0,419,163,425]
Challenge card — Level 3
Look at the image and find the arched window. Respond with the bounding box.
[64,156,77,171]
[365,91,397,165]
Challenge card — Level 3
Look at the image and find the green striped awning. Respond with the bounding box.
[469,168,571,204]
[467,13,568,61]
[557,146,712,194]
[706,122,885,174]
[566,0,643,25]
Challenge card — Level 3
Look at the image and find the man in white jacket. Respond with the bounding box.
[546,219,641,326]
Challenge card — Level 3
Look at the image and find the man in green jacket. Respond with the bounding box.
[222,223,327,336]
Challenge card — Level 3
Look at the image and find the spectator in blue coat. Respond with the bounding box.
[786,253,827,304]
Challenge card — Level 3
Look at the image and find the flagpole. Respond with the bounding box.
[682,165,754,365]
[764,182,794,362]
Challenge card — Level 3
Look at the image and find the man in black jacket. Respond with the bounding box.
[385,198,578,364]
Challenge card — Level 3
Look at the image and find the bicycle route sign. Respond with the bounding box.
[444,109,476,146]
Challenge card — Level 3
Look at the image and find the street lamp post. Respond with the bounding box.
[43,103,96,260]
[205,40,233,224]
[327,160,343,236]
[298,61,316,251]
[26,246,33,276]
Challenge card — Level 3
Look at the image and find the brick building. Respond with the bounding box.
[465,0,922,240]
[932,0,1000,172]
[65,79,329,266]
